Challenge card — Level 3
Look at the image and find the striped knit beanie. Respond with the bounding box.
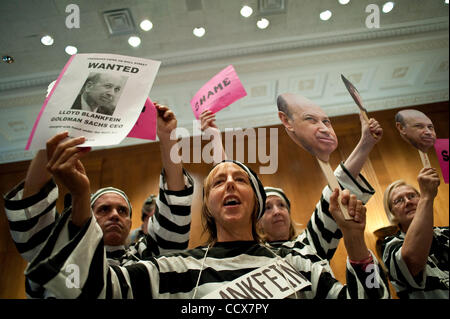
[264,186,291,212]
[212,160,266,220]
[90,187,132,218]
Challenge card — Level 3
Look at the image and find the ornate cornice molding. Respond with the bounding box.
[0,18,447,92]
[155,18,449,67]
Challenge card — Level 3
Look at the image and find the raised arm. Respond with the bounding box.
[344,114,382,179]
[328,189,370,261]
[22,150,52,197]
[130,103,194,258]
[3,133,72,265]
[155,103,185,191]
[46,133,91,227]
[200,110,227,164]
[401,167,440,276]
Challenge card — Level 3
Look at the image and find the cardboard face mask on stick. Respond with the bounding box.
[395,109,436,167]
[277,93,338,162]
[277,93,352,220]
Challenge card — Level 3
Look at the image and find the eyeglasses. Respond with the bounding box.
[392,192,419,207]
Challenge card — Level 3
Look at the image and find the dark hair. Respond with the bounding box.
[395,111,405,127]
[276,94,292,118]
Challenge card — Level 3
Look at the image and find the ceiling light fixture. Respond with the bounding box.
[338,0,350,4]
[320,10,332,21]
[65,46,77,55]
[193,27,206,37]
[382,2,395,13]
[2,55,14,64]
[140,19,153,31]
[240,5,253,17]
[445,0,449,4]
[41,35,54,46]
[256,18,270,29]
[128,36,141,47]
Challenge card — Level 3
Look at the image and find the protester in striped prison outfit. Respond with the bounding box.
[201,94,382,262]
[3,103,193,297]
[381,168,449,298]
[260,164,375,261]
[202,108,381,286]
[259,119,380,260]
[25,158,389,299]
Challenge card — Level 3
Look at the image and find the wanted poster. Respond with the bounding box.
[26,53,161,150]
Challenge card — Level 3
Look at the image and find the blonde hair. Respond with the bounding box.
[383,180,420,226]
[257,194,298,242]
[201,162,261,245]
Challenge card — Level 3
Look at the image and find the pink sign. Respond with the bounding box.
[190,65,247,119]
[127,98,157,140]
[434,138,449,184]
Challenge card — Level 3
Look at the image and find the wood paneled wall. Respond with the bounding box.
[0,102,448,299]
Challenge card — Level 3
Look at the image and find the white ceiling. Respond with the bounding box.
[0,0,448,164]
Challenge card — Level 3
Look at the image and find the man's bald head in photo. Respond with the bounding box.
[395,109,436,153]
[277,93,338,162]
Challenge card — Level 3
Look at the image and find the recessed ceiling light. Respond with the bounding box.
[65,45,77,55]
[128,36,141,47]
[240,5,253,18]
[193,27,206,37]
[2,55,14,64]
[256,18,270,29]
[382,2,395,13]
[140,19,153,31]
[41,35,54,46]
[320,10,332,21]
[339,0,350,4]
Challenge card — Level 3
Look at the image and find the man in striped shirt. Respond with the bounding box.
[381,168,449,298]
[3,103,193,297]
[25,155,389,299]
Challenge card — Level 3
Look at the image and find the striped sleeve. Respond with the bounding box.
[382,228,449,298]
[344,250,391,299]
[145,168,194,256]
[382,234,427,290]
[300,162,376,261]
[3,179,59,262]
[286,248,390,299]
[24,207,158,299]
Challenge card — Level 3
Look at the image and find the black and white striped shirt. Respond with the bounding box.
[25,207,389,299]
[4,169,194,297]
[24,163,388,299]
[382,227,449,299]
[270,162,375,261]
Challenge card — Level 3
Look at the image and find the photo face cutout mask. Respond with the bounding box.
[280,94,338,162]
[396,109,436,153]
